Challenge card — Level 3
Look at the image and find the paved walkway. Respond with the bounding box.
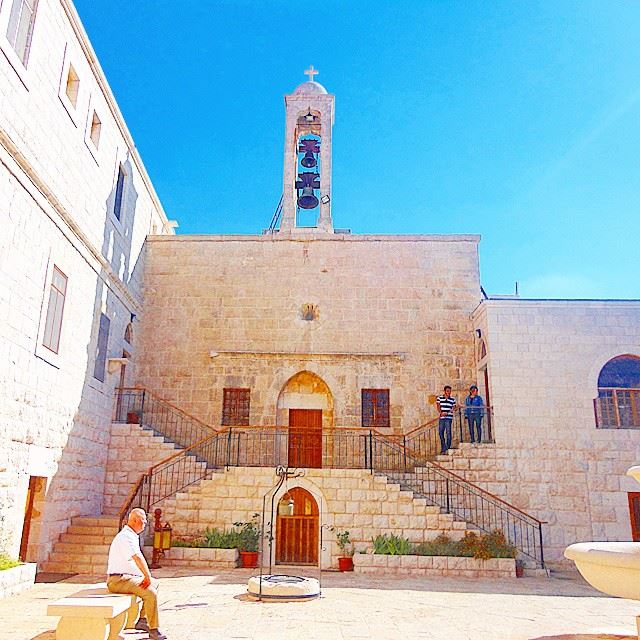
[0,568,638,640]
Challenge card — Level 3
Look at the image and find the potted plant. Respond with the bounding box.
[234,514,261,569]
[333,529,354,571]
[515,559,524,578]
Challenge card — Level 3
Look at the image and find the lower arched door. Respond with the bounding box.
[276,487,319,565]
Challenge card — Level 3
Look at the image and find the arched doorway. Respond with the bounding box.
[276,487,319,565]
[596,355,640,428]
[276,371,333,468]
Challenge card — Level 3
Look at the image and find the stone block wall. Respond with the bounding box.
[458,300,640,564]
[156,466,471,568]
[136,234,482,434]
[0,0,170,562]
[103,423,206,515]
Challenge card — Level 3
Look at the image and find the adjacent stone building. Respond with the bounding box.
[0,0,172,562]
[1,0,638,571]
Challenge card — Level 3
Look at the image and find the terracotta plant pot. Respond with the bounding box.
[338,556,354,572]
[126,411,139,424]
[239,551,259,569]
[515,563,524,578]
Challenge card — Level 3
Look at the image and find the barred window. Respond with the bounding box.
[113,164,126,221]
[362,389,390,428]
[42,266,67,353]
[222,388,250,426]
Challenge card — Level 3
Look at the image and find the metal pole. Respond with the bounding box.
[140,390,146,426]
[538,523,545,569]
[403,436,407,472]
[226,428,232,469]
[445,477,450,513]
[368,431,373,473]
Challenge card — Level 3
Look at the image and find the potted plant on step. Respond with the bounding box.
[234,514,261,569]
[333,529,354,572]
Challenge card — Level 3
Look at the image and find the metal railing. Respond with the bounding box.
[594,389,640,429]
[374,435,545,567]
[114,387,215,450]
[403,407,494,462]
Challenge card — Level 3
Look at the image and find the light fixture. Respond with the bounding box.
[304,108,314,123]
[321,195,330,205]
[475,329,482,339]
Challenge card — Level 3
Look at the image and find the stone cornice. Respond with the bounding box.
[149,233,481,244]
[209,350,406,360]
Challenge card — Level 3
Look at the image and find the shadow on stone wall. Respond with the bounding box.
[31,153,140,562]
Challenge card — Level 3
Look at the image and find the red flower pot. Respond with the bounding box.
[126,411,139,424]
[338,557,353,572]
[239,551,259,568]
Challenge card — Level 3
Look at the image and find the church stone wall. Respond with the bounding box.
[136,234,481,433]
[0,0,170,562]
[466,300,640,563]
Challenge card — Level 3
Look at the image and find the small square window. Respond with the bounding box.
[89,111,101,149]
[362,389,390,428]
[222,388,250,426]
[65,64,79,108]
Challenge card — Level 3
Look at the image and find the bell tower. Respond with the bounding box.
[280,66,335,232]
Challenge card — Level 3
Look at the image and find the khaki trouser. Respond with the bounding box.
[107,575,159,630]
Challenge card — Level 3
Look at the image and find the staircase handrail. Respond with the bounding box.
[115,386,216,434]
[371,433,545,567]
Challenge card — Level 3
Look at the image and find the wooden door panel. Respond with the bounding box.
[276,487,319,565]
[288,409,322,468]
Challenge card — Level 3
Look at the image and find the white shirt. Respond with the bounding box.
[107,525,143,576]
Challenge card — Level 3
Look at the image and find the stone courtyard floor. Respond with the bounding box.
[0,568,638,640]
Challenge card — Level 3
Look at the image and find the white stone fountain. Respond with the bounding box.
[565,465,640,637]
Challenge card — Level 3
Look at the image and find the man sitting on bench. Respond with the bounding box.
[107,508,167,640]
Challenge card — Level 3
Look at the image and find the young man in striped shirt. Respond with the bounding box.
[436,386,456,454]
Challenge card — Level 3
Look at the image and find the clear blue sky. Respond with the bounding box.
[75,0,640,299]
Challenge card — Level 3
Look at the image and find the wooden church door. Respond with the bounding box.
[288,409,322,468]
[276,487,319,565]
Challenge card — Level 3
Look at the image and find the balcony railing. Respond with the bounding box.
[594,389,640,429]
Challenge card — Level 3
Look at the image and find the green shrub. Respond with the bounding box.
[0,554,21,571]
[172,529,240,549]
[413,530,517,560]
[372,534,412,555]
[203,528,240,549]
[233,514,261,552]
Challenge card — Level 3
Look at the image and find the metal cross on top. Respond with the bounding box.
[304,65,318,82]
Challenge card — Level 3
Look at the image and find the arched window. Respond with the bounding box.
[595,355,640,428]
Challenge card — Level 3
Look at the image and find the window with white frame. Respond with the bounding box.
[6,0,38,67]
[65,64,80,108]
[89,110,101,149]
[42,266,67,354]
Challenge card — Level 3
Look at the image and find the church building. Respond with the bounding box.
[1,0,639,573]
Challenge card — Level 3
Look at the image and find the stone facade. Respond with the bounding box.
[157,465,472,568]
[462,300,640,564]
[136,234,481,433]
[0,0,171,562]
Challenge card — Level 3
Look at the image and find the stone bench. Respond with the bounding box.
[47,584,142,640]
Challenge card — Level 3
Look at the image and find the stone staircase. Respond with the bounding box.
[103,422,211,515]
[40,515,119,574]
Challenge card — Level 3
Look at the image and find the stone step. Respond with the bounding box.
[48,550,109,567]
[66,525,118,537]
[60,533,113,545]
[71,516,120,527]
[53,542,110,554]
[40,561,102,575]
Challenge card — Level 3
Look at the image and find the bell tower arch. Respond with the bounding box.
[281,66,335,232]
